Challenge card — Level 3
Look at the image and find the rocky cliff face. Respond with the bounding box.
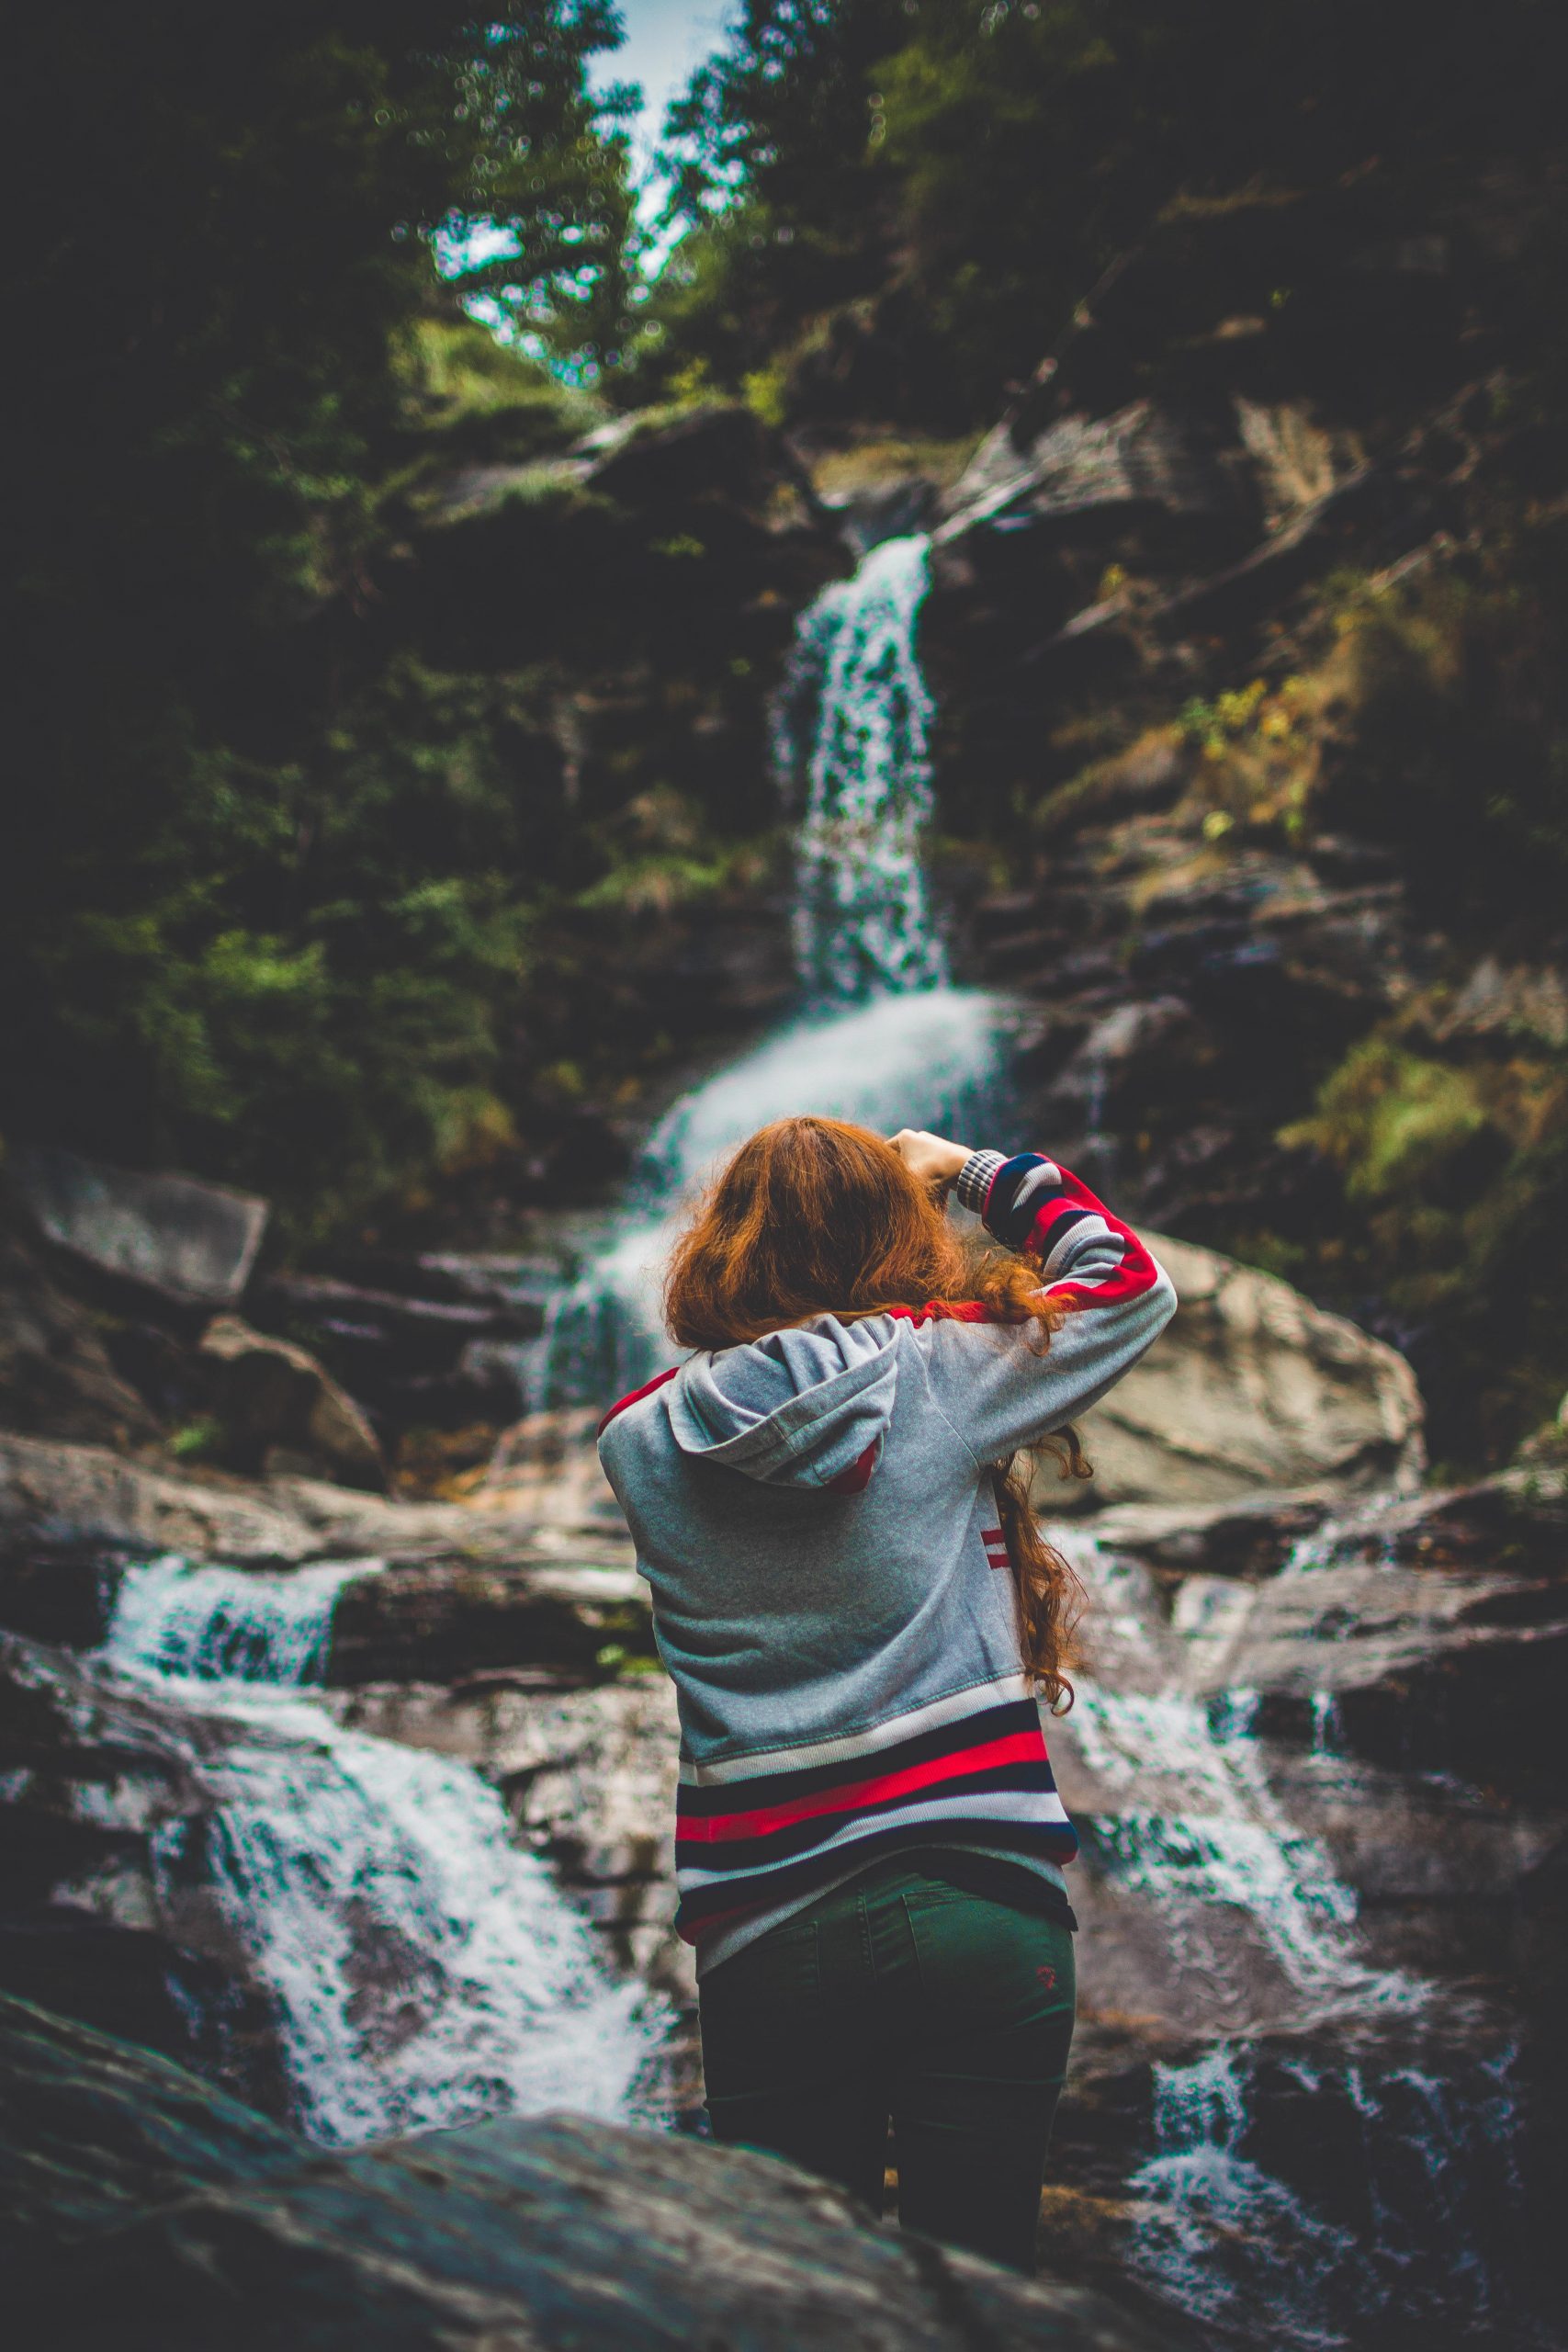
[387,397,847,1222]
[915,180,1568,1464]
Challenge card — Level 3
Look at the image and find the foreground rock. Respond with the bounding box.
[251,1261,543,1434]
[0,1992,298,2256]
[1058,1229,1424,1510]
[4,1993,1175,2352]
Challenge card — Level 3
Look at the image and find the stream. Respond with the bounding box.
[79,526,1543,2346]
[101,1554,665,2148]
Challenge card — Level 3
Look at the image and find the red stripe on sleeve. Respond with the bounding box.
[1030,1169,1162,1308]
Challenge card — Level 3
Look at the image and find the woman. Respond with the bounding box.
[597,1120,1176,2272]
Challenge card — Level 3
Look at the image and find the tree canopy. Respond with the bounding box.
[640,0,1559,417]
[1,4,636,1229]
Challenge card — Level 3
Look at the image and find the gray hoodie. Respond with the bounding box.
[598,1149,1177,1973]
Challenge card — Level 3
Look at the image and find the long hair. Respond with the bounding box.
[662,1115,1088,1702]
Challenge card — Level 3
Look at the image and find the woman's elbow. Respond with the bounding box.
[1145,1258,1179,1337]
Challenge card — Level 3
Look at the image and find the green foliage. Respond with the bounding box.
[641,0,1559,420]
[14,655,549,1234]
[1284,1043,1493,1203]
[392,319,598,458]
[0,4,637,1234]
[1283,1030,1568,1458]
[633,2,908,402]
[1323,537,1568,925]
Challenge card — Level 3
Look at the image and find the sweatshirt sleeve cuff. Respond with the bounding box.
[954,1148,1007,1217]
[980,1153,1066,1251]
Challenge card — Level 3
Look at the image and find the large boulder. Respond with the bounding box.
[3,1994,1175,2352]
[8,1146,267,1309]
[0,1204,159,1450]
[198,1315,388,1492]
[1050,1232,1424,1512]
[251,1266,540,1433]
[0,1993,299,2258]
[323,1557,650,1687]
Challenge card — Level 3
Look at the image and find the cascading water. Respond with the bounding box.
[1048,1524,1534,2350]
[107,1554,376,1683]
[771,533,945,999]
[1066,1678,1414,2017]
[535,530,1013,1410]
[1129,2039,1529,2349]
[102,1557,668,2146]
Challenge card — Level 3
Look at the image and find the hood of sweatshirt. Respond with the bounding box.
[665,1315,897,1492]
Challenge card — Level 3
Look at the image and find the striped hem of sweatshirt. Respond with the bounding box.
[673,1671,1077,1946]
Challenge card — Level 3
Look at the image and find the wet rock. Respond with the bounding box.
[1091,1489,1342,1580]
[1429,954,1568,1050]
[323,1559,651,1688]
[1029,731,1188,842]
[581,401,822,523]
[5,1996,1177,2352]
[1204,1481,1568,1797]
[198,1316,388,1492]
[0,1430,637,1576]
[1057,1232,1424,1511]
[8,1146,267,1309]
[1044,1471,1568,2032]
[0,1431,325,1566]
[936,399,1258,576]
[0,1634,290,2110]
[1152,463,1424,634]
[821,472,941,555]
[1032,999,1209,1152]
[0,1202,159,1450]
[329,1674,692,2026]
[479,1406,635,1539]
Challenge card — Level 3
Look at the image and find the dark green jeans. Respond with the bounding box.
[698,1852,1077,2273]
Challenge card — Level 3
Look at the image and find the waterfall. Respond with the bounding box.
[1129,2040,1528,2347]
[107,1553,373,1684]
[772,533,945,1000]
[534,529,1009,1410]
[1050,1526,1530,2347]
[103,1560,669,2146]
[1065,1675,1415,2018]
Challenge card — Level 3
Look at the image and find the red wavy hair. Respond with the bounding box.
[663,1116,1086,1700]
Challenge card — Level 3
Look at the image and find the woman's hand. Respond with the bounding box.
[889,1129,971,1193]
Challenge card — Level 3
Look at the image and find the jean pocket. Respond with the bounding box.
[902,1894,1076,2038]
